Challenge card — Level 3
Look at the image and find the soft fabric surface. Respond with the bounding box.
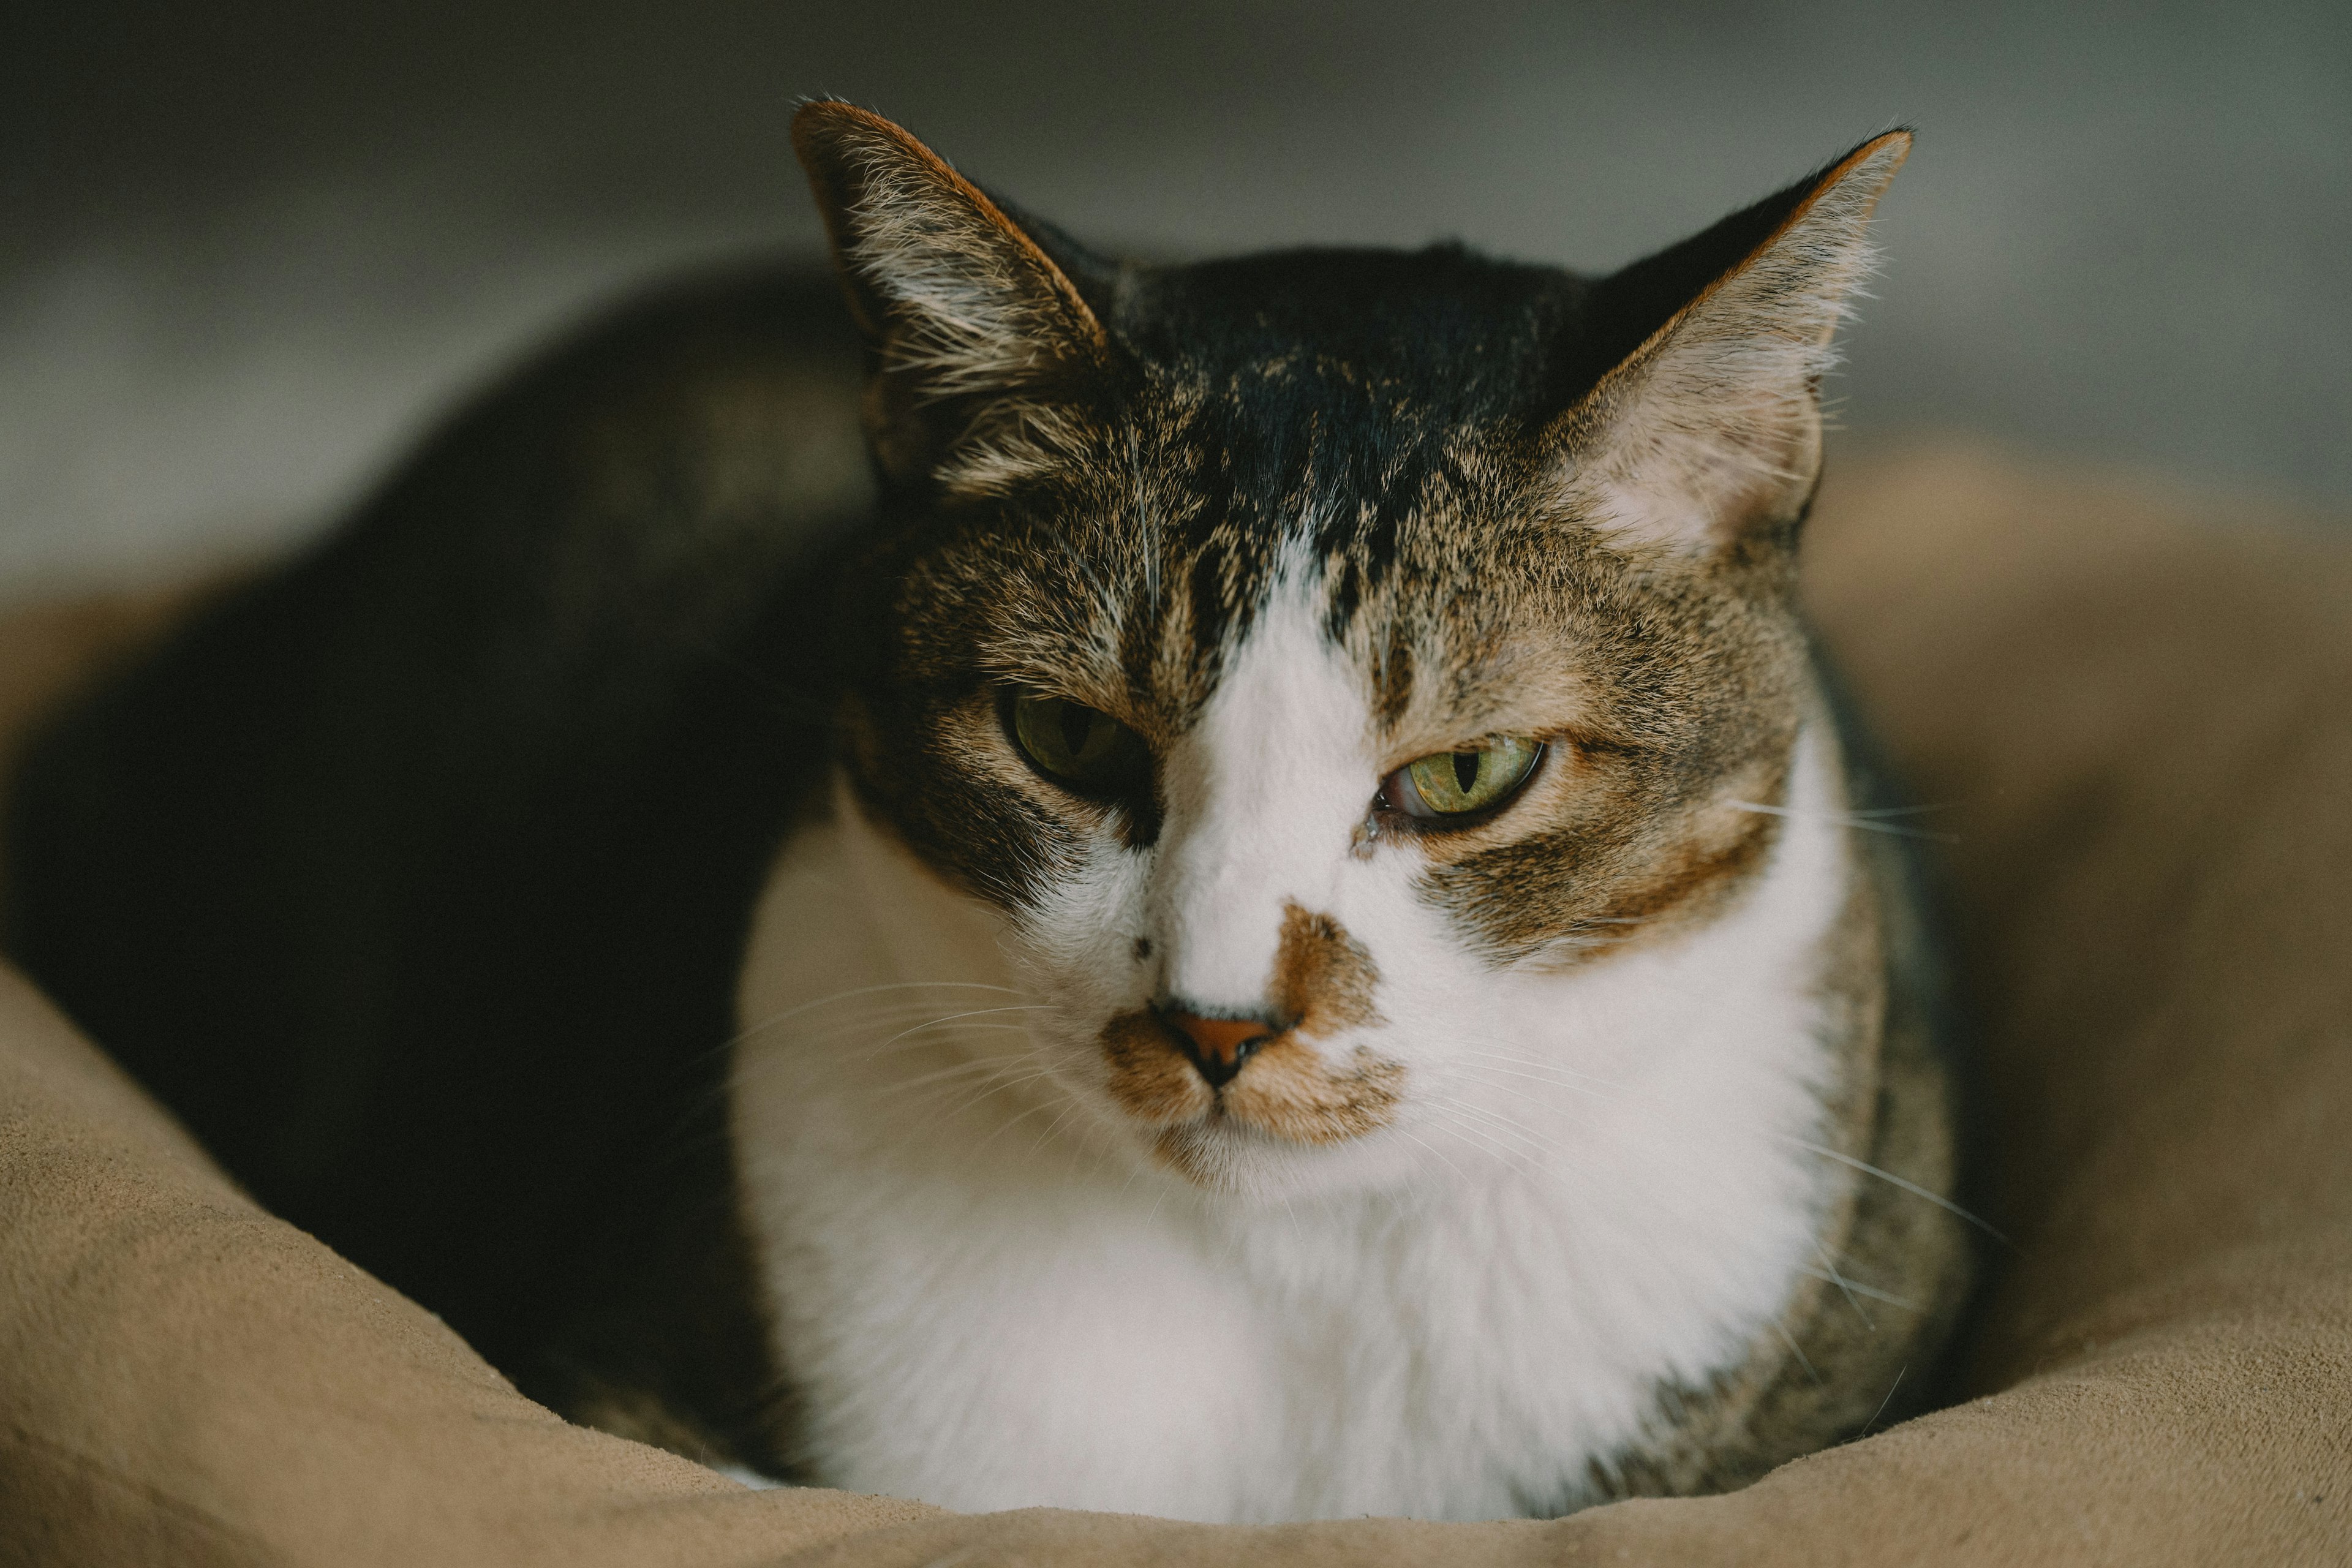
[0,443,2345,1566]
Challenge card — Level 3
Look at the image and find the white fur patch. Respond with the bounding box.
[733,576,1858,1521]
[1151,555,1378,1015]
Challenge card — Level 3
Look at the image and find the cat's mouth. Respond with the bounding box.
[1098,1008,1405,1177]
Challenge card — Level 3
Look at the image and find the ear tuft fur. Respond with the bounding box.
[791,101,1110,493]
[1553,131,1910,556]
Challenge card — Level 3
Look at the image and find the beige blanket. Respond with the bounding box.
[1,443,2345,1566]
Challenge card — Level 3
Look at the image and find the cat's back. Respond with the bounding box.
[0,260,872,1431]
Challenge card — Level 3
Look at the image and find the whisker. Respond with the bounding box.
[799,1006,1051,1059]
[1429,1095,1994,1264]
[1769,1317,1824,1387]
[1392,1127,1475,1186]
[1728,799,1959,843]
[1858,1365,1908,1438]
[1026,1101,1088,1161]
[1447,1052,1629,1104]
[970,1090,1072,1155]
[1450,1045,1619,1082]
[1446,1046,2000,1241]
[1417,1101,1531,1162]
[1420,1106,1549,1179]
[925,1065,1062,1128]
[726,1019,1049,1096]
[827,1006,1049,1067]
[1807,1248,1876,1331]
[1275,1186,1311,1254]
[1793,1263,1918,1313]
[731,981,1035,1045]
[1424,1096,1570,1169]
[1789,1140,2004,1241]
[741,1001,1050,1055]
[875,1050,1044,1098]
[1420,1090,1642,1198]
[672,998,1042,1129]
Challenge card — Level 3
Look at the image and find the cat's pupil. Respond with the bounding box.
[1061,704,1091,758]
[1453,751,1480,793]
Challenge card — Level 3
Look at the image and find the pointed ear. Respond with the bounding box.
[791,100,1113,494]
[1550,131,1910,556]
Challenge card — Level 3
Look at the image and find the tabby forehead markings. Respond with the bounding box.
[1149,554,1379,1017]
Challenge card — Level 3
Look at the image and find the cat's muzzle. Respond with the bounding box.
[1095,1005,1407,1178]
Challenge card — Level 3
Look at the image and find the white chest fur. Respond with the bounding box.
[732,734,1854,1523]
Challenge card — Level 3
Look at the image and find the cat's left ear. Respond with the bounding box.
[1549,131,1910,556]
[792,100,1114,495]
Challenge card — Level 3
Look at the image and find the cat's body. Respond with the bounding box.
[736,705,1954,1518]
[2,107,1972,1520]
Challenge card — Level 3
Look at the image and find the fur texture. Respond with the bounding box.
[727,105,1968,1515]
[737,682,1858,1518]
[0,104,1973,1521]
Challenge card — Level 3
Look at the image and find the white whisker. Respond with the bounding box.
[1446,1047,1999,1240]
[1770,1317,1823,1387]
[1728,798,1959,843]
[970,1090,1074,1154]
[1807,1248,1876,1331]
[1793,1262,1918,1313]
[1419,1104,1547,1178]
[1789,1140,2002,1240]
[1858,1365,1909,1438]
[732,980,1035,1045]
[1392,1126,1475,1186]
[876,1049,1044,1098]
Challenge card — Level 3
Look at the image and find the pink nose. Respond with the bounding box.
[1159,1011,1275,1088]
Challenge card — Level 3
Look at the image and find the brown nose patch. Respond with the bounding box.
[1269,902,1382,1036]
[1096,903,1399,1175]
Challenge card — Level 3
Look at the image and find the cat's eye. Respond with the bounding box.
[1380,736,1544,821]
[1009,693,1151,793]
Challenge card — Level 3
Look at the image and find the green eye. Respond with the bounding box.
[1384,736,1544,820]
[1009,693,1150,791]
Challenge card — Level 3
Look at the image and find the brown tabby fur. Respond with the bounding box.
[0,99,1974,1513]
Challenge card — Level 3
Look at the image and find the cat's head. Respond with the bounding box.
[791,103,1904,1197]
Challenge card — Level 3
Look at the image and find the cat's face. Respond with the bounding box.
[793,104,1903,1196]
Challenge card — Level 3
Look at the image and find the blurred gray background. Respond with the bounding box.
[4,0,2346,589]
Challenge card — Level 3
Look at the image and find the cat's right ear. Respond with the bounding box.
[792,101,1113,496]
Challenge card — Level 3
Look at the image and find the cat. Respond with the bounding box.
[1,101,1974,1522]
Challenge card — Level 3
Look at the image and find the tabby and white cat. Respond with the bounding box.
[3,103,1971,1523]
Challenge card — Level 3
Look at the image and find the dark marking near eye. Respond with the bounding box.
[1428,794,1784,967]
[1133,936,1153,962]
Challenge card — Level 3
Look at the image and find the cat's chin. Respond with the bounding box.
[1135,1112,1420,1203]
